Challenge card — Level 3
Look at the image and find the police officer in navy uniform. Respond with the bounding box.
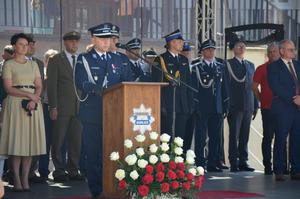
[109,24,133,71]
[126,38,151,82]
[151,29,191,139]
[74,23,132,199]
[190,39,229,171]
[227,39,258,172]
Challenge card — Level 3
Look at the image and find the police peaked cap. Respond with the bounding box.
[88,23,112,38]
[163,29,184,43]
[126,38,142,49]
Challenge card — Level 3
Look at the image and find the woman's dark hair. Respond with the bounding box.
[10,33,29,45]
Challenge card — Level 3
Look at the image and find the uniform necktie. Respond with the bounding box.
[288,61,300,94]
[71,55,76,68]
[101,54,106,61]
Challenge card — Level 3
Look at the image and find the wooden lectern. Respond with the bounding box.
[102,82,168,199]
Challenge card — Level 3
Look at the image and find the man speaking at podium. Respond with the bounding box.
[74,23,132,199]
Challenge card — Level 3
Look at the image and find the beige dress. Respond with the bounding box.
[0,59,46,156]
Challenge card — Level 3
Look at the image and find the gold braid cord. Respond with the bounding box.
[159,56,180,82]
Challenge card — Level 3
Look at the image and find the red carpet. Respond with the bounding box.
[55,191,264,199]
[198,190,264,198]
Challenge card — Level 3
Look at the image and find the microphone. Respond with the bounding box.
[116,43,128,49]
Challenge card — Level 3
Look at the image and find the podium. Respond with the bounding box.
[102,82,168,199]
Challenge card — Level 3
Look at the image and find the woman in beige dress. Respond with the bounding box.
[0,33,46,191]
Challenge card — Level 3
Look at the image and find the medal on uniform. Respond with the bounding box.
[94,75,98,81]
[112,64,116,73]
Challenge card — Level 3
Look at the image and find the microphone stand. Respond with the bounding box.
[117,44,198,93]
[118,44,198,138]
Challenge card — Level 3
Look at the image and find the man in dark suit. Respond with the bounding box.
[227,39,257,172]
[268,39,300,181]
[75,23,132,199]
[189,39,229,172]
[47,31,84,182]
[151,29,191,139]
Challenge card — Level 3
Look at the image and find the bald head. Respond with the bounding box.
[278,39,296,60]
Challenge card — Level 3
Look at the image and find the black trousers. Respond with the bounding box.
[227,111,252,166]
[161,112,189,139]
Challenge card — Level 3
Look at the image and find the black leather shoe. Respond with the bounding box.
[29,175,47,183]
[230,166,239,172]
[218,163,229,170]
[291,173,300,180]
[264,168,273,175]
[207,166,223,172]
[53,175,69,183]
[275,174,285,181]
[69,173,85,181]
[239,165,255,172]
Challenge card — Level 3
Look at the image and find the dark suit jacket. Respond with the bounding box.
[227,57,257,112]
[47,51,78,116]
[268,58,300,112]
[151,50,192,114]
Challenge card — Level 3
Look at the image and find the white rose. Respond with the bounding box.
[174,137,184,147]
[115,169,125,181]
[160,133,171,143]
[137,159,148,168]
[174,147,183,155]
[186,150,196,158]
[160,143,169,152]
[175,156,184,163]
[197,166,205,176]
[149,144,158,153]
[124,139,133,148]
[149,131,159,140]
[136,147,145,157]
[160,153,170,163]
[125,154,137,165]
[149,155,159,164]
[110,151,119,161]
[130,170,139,180]
[189,168,197,176]
[135,134,146,143]
[186,156,195,165]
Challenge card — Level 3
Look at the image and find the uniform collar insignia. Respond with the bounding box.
[92,53,97,59]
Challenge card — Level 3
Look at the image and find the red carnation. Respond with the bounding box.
[182,182,191,190]
[167,170,177,180]
[169,161,177,170]
[187,173,194,181]
[161,182,170,193]
[177,170,185,179]
[177,162,185,170]
[146,165,154,174]
[156,171,165,182]
[138,185,149,197]
[195,176,204,189]
[156,162,165,172]
[118,180,127,190]
[142,174,154,185]
[171,181,179,190]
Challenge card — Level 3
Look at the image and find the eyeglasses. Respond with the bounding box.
[285,48,295,52]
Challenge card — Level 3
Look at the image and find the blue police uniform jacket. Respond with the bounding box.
[268,59,300,112]
[151,51,192,114]
[129,59,152,82]
[75,48,133,125]
[191,60,229,114]
[227,57,258,112]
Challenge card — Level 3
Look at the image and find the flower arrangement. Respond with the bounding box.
[110,132,204,199]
